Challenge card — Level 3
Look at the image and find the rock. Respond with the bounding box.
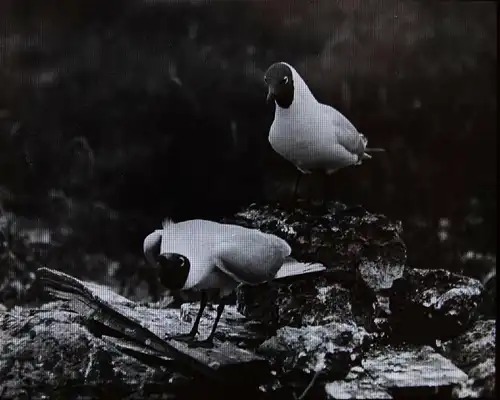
[389,268,484,343]
[223,201,407,289]
[2,200,493,399]
[0,300,267,399]
[257,322,372,382]
[441,319,495,399]
[325,377,392,399]
[229,202,406,331]
[325,345,471,399]
[237,280,354,329]
[0,302,170,399]
[172,302,268,346]
[2,263,489,399]
[363,345,468,398]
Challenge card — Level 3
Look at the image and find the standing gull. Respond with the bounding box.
[143,218,325,348]
[264,61,385,202]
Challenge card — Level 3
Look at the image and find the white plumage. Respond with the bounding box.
[143,219,325,347]
[266,62,384,176]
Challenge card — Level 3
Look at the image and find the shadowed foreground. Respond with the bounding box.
[0,203,494,399]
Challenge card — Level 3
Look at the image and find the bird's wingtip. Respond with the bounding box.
[305,262,327,272]
[274,258,327,280]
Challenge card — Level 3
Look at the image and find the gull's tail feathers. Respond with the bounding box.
[360,147,386,162]
[162,218,175,229]
[359,132,385,159]
[274,256,326,280]
[364,147,386,153]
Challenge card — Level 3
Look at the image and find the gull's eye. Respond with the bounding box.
[179,256,186,267]
[282,76,289,85]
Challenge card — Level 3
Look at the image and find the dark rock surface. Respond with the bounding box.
[231,203,485,343]
[441,319,496,399]
[223,202,407,289]
[257,322,371,380]
[325,374,394,400]
[389,268,484,344]
[227,201,407,332]
[0,203,494,399]
[0,302,182,399]
[0,299,273,399]
[325,345,469,399]
[237,280,355,329]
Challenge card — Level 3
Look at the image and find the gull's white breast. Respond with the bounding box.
[269,105,357,171]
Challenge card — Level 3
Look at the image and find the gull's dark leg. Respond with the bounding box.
[322,172,329,207]
[166,291,208,342]
[293,172,302,204]
[187,297,226,349]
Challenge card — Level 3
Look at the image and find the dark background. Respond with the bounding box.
[0,0,496,301]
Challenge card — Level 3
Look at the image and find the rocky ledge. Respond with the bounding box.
[0,202,495,399]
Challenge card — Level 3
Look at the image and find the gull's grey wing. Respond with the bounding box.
[213,233,290,285]
[274,257,326,280]
[143,229,162,266]
[322,103,366,156]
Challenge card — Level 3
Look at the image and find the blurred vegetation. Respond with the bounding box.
[0,0,496,304]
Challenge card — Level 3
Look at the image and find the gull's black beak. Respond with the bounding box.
[266,85,276,104]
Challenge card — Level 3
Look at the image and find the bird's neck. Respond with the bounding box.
[275,67,318,116]
[275,89,317,117]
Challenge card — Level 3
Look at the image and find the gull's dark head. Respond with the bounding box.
[264,62,294,108]
[156,253,190,291]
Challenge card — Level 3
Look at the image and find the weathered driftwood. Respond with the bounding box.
[36,267,270,385]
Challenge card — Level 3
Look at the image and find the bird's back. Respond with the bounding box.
[161,220,291,289]
[160,219,221,260]
[214,225,291,284]
[161,219,289,261]
[214,222,291,263]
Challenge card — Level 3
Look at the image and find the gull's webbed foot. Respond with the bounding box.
[187,337,215,349]
[166,331,198,342]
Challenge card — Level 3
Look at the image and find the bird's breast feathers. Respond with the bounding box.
[269,118,338,169]
[269,101,364,170]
